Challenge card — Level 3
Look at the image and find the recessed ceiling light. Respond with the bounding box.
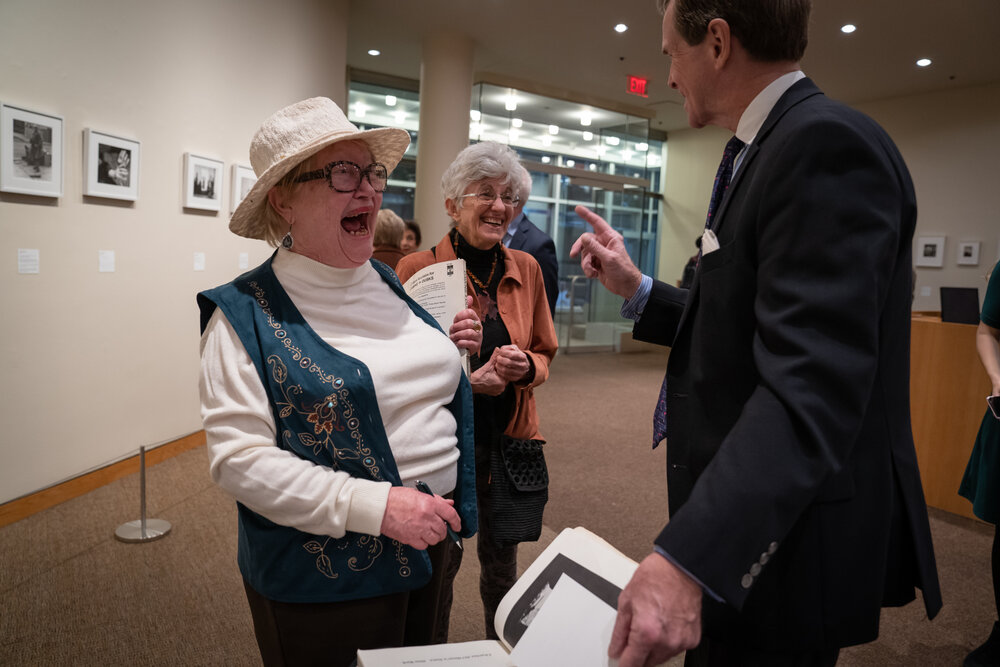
[606,136,621,146]
[566,159,576,167]
[367,49,381,56]
[511,118,523,128]
[385,95,397,107]
[541,156,551,164]
[393,110,406,123]
[636,142,649,152]
[548,125,559,135]
[840,24,856,34]
[354,104,366,118]
[916,58,932,67]
[541,135,552,146]
[614,23,628,33]
[505,94,517,111]
[470,109,481,121]
[583,131,594,142]
[580,112,593,127]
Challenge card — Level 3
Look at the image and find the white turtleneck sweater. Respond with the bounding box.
[199,248,462,539]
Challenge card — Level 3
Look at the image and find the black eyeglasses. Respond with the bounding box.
[295,160,389,192]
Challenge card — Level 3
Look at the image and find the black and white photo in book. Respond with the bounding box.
[502,553,621,648]
[83,129,140,201]
[0,102,64,197]
[183,152,223,211]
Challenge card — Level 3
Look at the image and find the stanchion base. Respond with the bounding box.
[114,518,172,543]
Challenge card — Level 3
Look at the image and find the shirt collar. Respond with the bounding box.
[504,212,526,246]
[735,70,806,146]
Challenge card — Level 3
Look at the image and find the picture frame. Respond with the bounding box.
[83,129,140,201]
[183,152,223,211]
[231,163,256,215]
[956,240,981,267]
[0,102,64,197]
[915,235,945,268]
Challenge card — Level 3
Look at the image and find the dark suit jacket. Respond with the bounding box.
[507,214,558,316]
[634,78,941,651]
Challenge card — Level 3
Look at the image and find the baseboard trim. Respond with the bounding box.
[0,431,207,529]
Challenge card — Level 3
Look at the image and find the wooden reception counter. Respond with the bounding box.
[910,314,989,521]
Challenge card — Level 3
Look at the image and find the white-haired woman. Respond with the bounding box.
[373,207,406,270]
[198,98,482,666]
[396,141,558,640]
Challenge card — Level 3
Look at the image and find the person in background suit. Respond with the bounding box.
[678,236,701,289]
[571,0,942,665]
[504,165,558,316]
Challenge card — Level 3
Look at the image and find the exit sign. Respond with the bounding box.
[627,75,649,98]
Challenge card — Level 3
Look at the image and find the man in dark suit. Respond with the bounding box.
[505,165,558,316]
[571,1,942,665]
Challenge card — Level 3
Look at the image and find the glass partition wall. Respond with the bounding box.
[348,78,665,353]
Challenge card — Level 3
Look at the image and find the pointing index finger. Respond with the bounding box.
[575,205,614,237]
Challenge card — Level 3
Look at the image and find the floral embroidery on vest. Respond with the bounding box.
[249,279,409,579]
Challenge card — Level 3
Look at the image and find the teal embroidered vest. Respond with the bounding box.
[198,254,476,603]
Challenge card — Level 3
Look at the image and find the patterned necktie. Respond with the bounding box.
[652,136,746,448]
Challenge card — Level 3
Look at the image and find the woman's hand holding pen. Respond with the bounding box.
[381,486,461,550]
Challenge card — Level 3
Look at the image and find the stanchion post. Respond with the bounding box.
[114,446,172,543]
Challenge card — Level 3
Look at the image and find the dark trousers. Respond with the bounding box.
[242,537,453,667]
[685,638,840,667]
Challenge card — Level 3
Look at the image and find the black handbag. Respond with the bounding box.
[488,435,548,547]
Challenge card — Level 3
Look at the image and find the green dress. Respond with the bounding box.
[959,265,1000,524]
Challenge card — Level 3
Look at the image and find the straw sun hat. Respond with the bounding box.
[229,97,410,240]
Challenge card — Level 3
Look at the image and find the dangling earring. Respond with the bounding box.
[281,230,293,249]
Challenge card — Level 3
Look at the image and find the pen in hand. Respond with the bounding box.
[415,481,463,551]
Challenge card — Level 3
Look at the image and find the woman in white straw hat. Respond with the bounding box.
[197,97,481,666]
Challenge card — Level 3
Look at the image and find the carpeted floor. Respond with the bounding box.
[0,350,993,665]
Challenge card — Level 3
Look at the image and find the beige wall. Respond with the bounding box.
[658,82,1000,309]
[0,0,349,503]
[858,83,1000,310]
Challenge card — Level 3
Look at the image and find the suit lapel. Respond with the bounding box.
[674,78,824,340]
[508,218,530,251]
[709,78,821,236]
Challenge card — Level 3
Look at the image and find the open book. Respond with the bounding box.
[356,527,638,667]
[402,258,470,376]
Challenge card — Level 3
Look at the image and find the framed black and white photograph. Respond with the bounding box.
[83,129,139,201]
[183,152,223,211]
[231,163,256,215]
[1,102,64,197]
[915,235,946,268]
[957,240,981,267]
